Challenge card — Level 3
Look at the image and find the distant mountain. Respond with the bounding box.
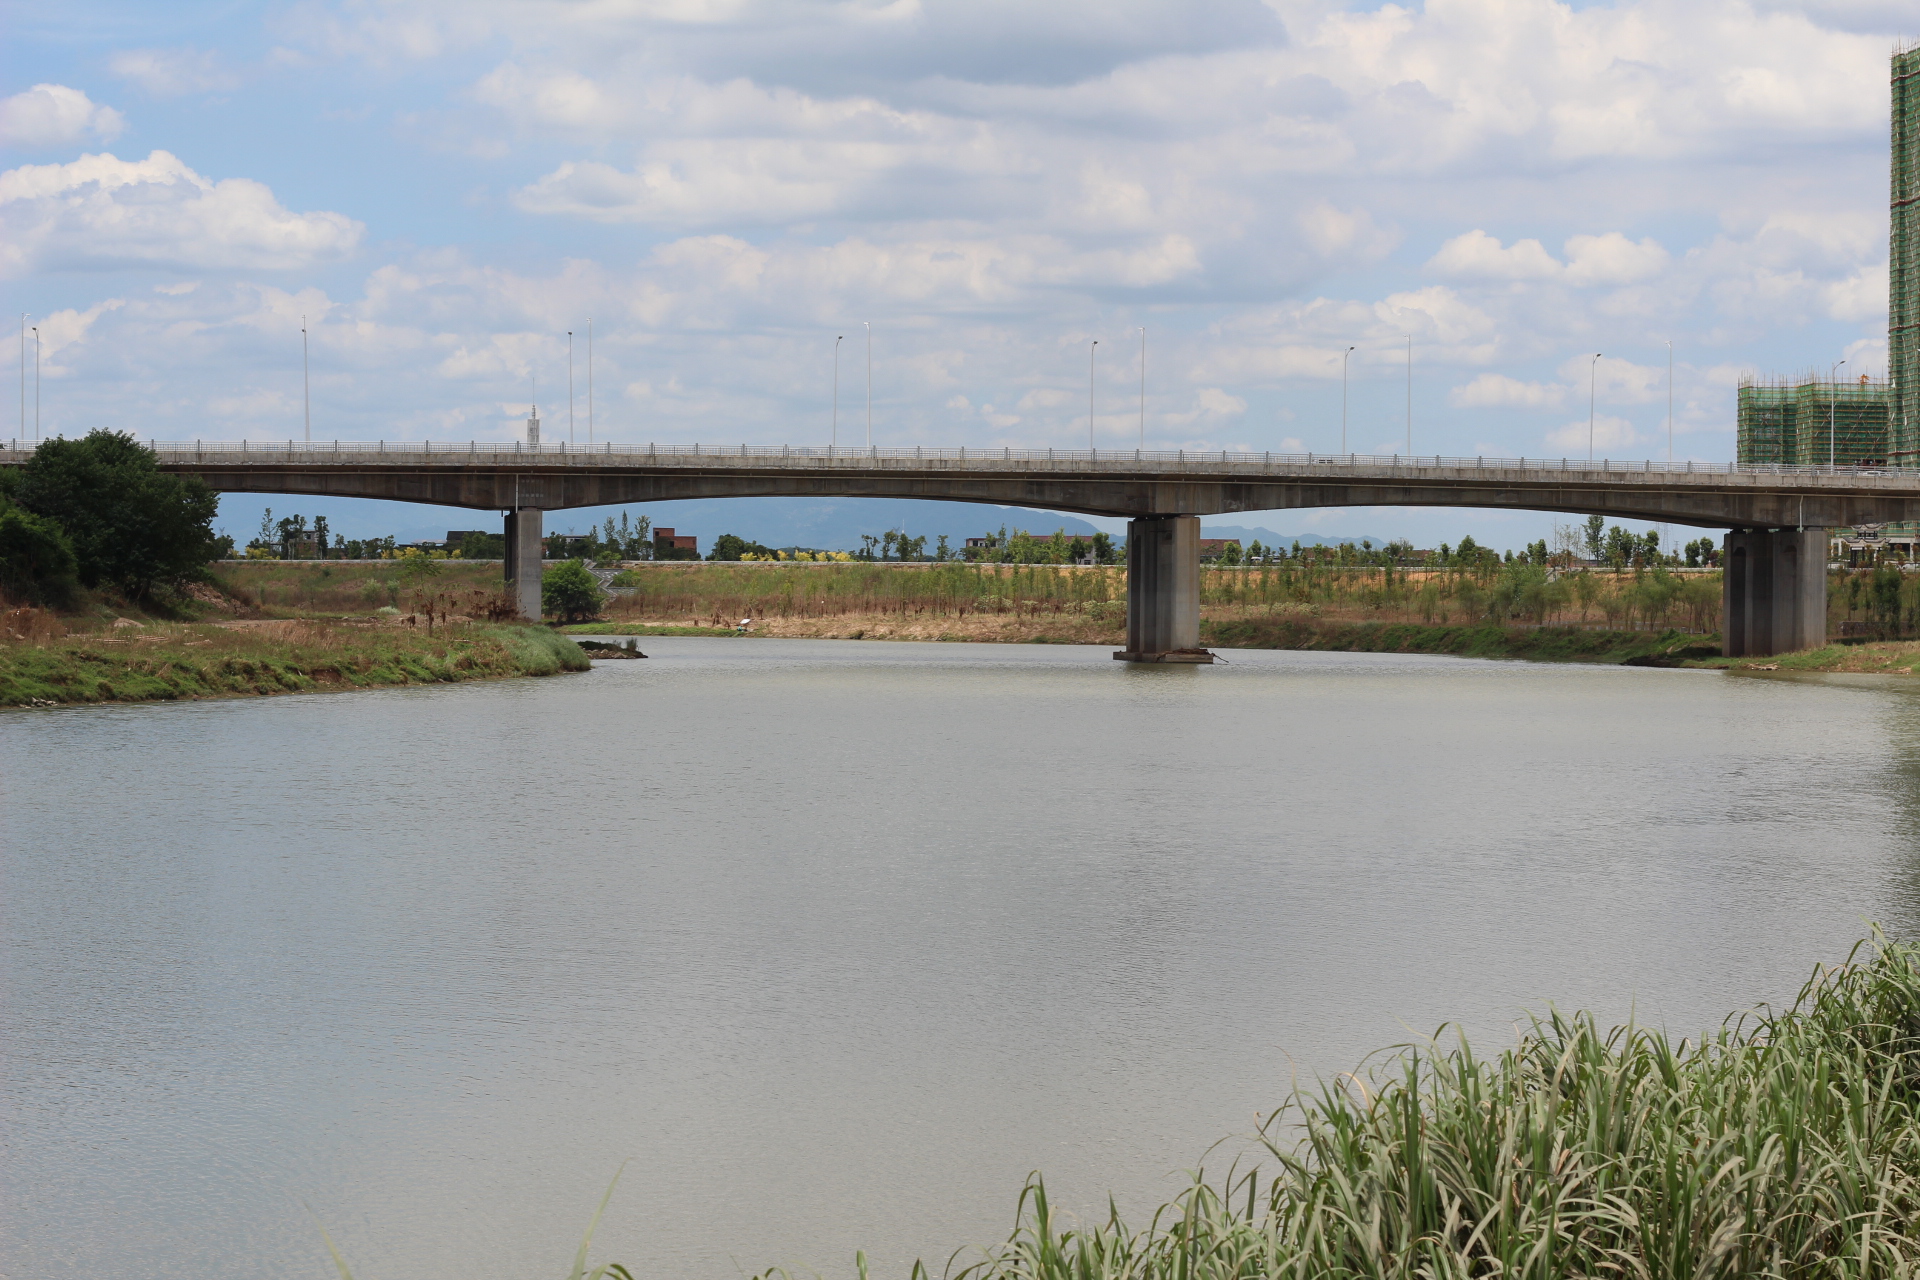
[1202,525,1387,548]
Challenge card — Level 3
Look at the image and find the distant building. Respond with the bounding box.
[446,529,486,545]
[965,535,999,550]
[545,533,593,555]
[653,527,698,555]
[1197,538,1242,561]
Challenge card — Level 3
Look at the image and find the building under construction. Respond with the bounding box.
[1737,376,1891,466]
[1739,45,1920,468]
[1894,42,1919,463]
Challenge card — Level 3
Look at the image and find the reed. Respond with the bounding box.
[913,932,1920,1280]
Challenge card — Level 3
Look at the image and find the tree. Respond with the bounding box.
[1583,514,1606,563]
[859,534,880,560]
[542,559,604,622]
[1091,531,1115,564]
[14,429,221,597]
[709,532,774,561]
[0,506,79,605]
[935,534,952,561]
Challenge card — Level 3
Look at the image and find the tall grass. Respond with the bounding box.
[605,562,1126,627]
[917,933,1920,1280]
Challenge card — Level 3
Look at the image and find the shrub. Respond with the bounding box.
[0,506,80,606]
[542,559,605,622]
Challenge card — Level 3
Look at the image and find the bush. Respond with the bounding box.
[0,506,80,606]
[13,429,220,597]
[542,558,605,622]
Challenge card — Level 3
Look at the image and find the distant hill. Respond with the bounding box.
[217,493,1104,553]
[1202,525,1386,548]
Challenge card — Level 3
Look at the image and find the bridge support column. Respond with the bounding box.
[1723,528,1828,656]
[503,507,544,620]
[1114,514,1213,663]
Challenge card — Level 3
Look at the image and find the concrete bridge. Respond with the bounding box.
[12,438,1916,659]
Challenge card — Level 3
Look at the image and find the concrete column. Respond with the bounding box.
[1722,528,1828,656]
[504,507,544,620]
[1114,514,1213,663]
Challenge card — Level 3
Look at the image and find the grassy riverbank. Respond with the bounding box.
[1205,617,1721,665]
[0,618,587,707]
[896,933,1920,1280]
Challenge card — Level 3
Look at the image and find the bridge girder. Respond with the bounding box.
[151,462,1920,530]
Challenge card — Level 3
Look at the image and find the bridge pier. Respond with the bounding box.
[1723,528,1828,656]
[1114,515,1213,663]
[503,507,544,620]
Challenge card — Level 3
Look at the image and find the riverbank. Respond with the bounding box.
[564,613,1723,665]
[0,618,587,707]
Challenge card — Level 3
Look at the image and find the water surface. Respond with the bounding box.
[6,639,1920,1278]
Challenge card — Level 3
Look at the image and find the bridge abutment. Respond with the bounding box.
[1723,528,1828,656]
[504,507,543,620]
[1114,515,1213,663]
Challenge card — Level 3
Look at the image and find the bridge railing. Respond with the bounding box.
[0,438,1912,479]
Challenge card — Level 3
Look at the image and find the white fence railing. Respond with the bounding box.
[0,438,1916,481]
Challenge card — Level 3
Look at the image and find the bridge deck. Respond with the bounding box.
[5,440,1919,527]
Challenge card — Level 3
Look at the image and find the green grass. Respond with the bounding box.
[854,933,1920,1280]
[0,621,587,707]
[1205,618,1719,666]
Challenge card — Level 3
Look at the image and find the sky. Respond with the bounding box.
[2,0,1912,548]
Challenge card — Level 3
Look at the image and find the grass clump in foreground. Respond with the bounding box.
[894,934,1920,1280]
[0,618,587,707]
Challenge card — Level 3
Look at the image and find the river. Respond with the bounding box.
[5,639,1920,1278]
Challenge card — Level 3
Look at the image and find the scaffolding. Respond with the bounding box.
[1737,375,1891,466]
[1895,43,1920,462]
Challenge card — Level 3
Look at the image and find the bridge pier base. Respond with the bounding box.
[1723,528,1828,656]
[1114,514,1213,663]
[503,507,544,620]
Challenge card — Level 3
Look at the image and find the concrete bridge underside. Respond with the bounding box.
[18,445,1907,659]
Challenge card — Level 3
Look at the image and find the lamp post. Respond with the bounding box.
[1827,358,1843,468]
[1588,353,1602,462]
[587,318,594,446]
[1405,336,1412,454]
[1340,345,1355,454]
[864,321,872,448]
[32,325,39,440]
[17,313,25,441]
[1138,326,1146,448]
[833,335,843,448]
[1665,339,1673,464]
[302,316,310,443]
[567,331,575,445]
[1089,339,1098,451]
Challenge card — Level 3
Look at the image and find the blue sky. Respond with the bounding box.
[2,0,1911,547]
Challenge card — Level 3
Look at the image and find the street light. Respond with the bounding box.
[833,335,843,448]
[864,321,872,448]
[32,325,39,440]
[1661,338,1674,556]
[1138,326,1146,448]
[1827,358,1843,468]
[302,316,310,443]
[17,313,25,441]
[1588,353,1602,462]
[1089,339,1098,451]
[587,318,594,446]
[567,330,575,445]
[1340,345,1356,454]
[1404,336,1412,455]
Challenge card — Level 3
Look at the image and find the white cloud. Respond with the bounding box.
[1450,373,1566,409]
[0,151,363,275]
[1562,233,1669,286]
[0,85,124,148]
[1546,414,1643,453]
[110,48,243,97]
[1426,231,1561,281]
